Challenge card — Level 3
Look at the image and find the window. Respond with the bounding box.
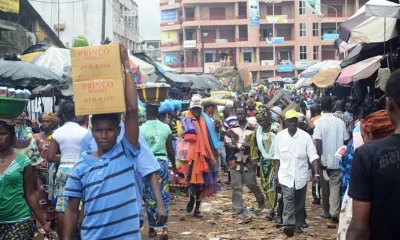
[262,28,273,39]
[205,53,214,63]
[244,52,252,63]
[299,0,306,15]
[278,51,291,61]
[209,7,226,20]
[299,23,306,37]
[277,28,292,40]
[300,46,307,60]
[313,23,319,37]
[327,5,343,17]
[267,6,283,15]
[313,46,319,60]
[185,8,195,20]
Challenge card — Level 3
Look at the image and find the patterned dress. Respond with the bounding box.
[33,134,57,221]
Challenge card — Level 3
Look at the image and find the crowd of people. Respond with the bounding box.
[0,43,399,240]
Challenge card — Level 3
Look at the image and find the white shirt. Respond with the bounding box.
[274,128,319,190]
[313,113,349,169]
[53,122,88,164]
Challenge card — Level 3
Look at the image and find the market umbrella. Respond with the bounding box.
[128,54,155,75]
[365,0,400,18]
[156,62,177,73]
[310,69,341,89]
[295,78,311,89]
[334,38,358,53]
[338,5,398,43]
[337,55,382,85]
[0,60,63,87]
[299,60,341,79]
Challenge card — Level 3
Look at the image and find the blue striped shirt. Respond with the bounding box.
[64,136,143,240]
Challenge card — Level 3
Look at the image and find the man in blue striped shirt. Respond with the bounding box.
[62,44,167,240]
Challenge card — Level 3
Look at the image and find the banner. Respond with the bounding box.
[249,0,260,27]
[0,0,19,14]
[266,15,288,23]
[161,10,177,21]
[304,0,322,17]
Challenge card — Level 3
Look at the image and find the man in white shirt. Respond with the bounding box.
[274,109,320,234]
[313,97,350,223]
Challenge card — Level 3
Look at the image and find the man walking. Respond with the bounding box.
[346,69,400,240]
[274,110,320,234]
[333,100,353,137]
[314,97,350,223]
[225,101,265,214]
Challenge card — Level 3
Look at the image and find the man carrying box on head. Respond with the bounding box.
[62,44,167,240]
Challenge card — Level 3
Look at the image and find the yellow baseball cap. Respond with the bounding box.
[285,109,299,119]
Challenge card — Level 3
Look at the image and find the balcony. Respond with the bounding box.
[160,0,181,6]
[160,21,182,31]
[182,0,246,3]
[182,15,248,27]
[161,41,181,47]
[160,42,183,52]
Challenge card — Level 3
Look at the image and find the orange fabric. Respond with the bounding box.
[361,110,395,140]
[186,112,216,184]
[311,115,321,122]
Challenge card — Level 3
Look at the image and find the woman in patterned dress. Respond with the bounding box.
[0,118,51,239]
[250,108,278,220]
[33,113,58,223]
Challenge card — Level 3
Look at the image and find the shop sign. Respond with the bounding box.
[277,65,294,73]
[183,40,196,48]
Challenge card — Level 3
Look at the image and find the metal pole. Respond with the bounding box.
[202,35,205,73]
[101,0,106,42]
[57,0,60,38]
[272,0,276,77]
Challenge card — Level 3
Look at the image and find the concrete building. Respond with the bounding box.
[138,37,162,62]
[31,0,139,50]
[159,0,368,79]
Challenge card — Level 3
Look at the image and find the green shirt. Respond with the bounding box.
[0,153,32,223]
[140,120,172,161]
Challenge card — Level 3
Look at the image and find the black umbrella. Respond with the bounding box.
[0,60,64,88]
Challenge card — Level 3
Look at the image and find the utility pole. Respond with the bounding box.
[57,0,60,38]
[101,0,106,42]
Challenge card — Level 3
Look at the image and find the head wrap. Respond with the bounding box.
[285,109,299,119]
[159,101,174,114]
[171,100,182,112]
[246,98,255,107]
[42,113,57,123]
[361,110,395,140]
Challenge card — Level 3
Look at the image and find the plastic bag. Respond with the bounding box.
[176,137,189,161]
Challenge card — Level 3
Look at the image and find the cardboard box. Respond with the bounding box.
[70,44,126,115]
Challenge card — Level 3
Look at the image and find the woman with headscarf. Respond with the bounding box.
[337,109,394,240]
[250,107,278,220]
[0,119,51,239]
[33,113,58,224]
[46,101,88,239]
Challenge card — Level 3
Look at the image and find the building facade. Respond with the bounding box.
[160,0,368,79]
[138,37,162,62]
[31,0,139,50]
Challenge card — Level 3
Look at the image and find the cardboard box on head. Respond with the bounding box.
[70,44,126,115]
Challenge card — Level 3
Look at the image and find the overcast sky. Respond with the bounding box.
[137,0,161,40]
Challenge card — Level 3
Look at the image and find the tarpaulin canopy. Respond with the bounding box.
[129,54,155,75]
[156,62,177,73]
[338,5,398,43]
[310,69,341,89]
[365,0,400,18]
[337,56,382,85]
[299,60,341,79]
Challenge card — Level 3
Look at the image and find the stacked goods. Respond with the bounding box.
[137,82,170,103]
[0,87,31,118]
[70,44,126,115]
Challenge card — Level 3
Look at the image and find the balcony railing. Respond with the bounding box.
[161,42,182,47]
[186,63,200,68]
[160,0,181,6]
[260,36,293,41]
[160,20,181,26]
[202,38,235,43]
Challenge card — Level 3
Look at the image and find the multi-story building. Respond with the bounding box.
[138,37,162,62]
[159,0,368,79]
[31,0,140,50]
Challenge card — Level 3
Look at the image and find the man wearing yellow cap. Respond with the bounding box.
[274,109,320,234]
